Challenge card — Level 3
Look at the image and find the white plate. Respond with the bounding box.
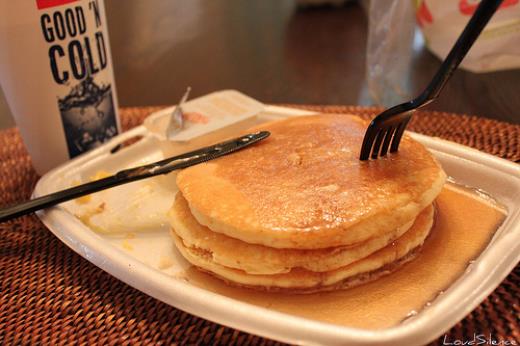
[34,103,520,346]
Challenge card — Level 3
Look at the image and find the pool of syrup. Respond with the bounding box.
[181,184,506,329]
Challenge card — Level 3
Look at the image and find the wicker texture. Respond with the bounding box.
[0,105,518,345]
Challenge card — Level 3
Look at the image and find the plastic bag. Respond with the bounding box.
[366,0,520,107]
[418,0,520,73]
[366,0,416,106]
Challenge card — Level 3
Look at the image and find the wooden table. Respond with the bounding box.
[0,1,518,128]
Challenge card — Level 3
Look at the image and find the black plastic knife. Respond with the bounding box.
[0,131,270,223]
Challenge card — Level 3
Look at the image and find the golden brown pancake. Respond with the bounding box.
[169,193,415,274]
[173,205,434,292]
[177,114,446,249]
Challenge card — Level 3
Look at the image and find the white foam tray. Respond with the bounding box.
[34,104,520,346]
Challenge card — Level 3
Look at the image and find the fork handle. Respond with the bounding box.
[414,0,503,107]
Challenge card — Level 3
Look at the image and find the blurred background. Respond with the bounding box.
[0,0,518,129]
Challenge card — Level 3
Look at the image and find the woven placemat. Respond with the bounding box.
[0,105,518,345]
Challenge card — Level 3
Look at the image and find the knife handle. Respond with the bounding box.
[0,175,126,223]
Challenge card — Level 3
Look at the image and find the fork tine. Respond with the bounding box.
[380,126,395,157]
[390,118,411,153]
[370,129,386,159]
[359,125,378,161]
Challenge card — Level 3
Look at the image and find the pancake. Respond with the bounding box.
[173,204,435,292]
[169,193,415,274]
[177,114,446,249]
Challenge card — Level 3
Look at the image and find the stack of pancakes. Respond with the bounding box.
[170,114,446,293]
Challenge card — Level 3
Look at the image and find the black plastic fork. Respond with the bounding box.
[359,0,504,161]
